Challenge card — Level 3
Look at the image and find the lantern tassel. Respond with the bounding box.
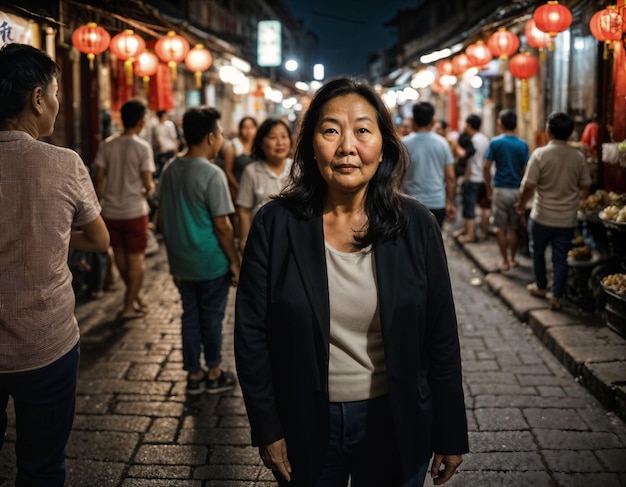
[124,59,134,86]
[169,61,178,81]
[87,53,95,71]
[143,76,150,94]
[521,79,529,114]
[195,71,202,88]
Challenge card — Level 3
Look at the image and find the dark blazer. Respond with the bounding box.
[234,197,468,486]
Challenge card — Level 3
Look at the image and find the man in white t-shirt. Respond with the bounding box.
[154,109,180,177]
[95,100,155,321]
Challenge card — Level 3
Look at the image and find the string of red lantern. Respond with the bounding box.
[134,51,160,93]
[109,30,146,85]
[184,44,213,88]
[487,28,520,60]
[155,31,190,80]
[509,52,540,114]
[72,22,111,70]
[589,6,623,60]
[533,1,572,38]
[465,41,493,69]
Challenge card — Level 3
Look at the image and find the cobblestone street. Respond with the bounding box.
[1,232,625,486]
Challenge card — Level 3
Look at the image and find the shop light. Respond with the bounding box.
[411,69,435,89]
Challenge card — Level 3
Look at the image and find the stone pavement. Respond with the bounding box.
[453,232,626,425]
[1,233,626,486]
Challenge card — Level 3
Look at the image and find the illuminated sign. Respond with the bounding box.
[257,20,281,67]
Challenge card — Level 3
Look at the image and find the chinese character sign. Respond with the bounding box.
[257,20,281,67]
[0,12,33,48]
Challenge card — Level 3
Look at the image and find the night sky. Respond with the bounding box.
[282,0,418,79]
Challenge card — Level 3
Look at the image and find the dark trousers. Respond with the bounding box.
[277,394,429,487]
[0,342,80,486]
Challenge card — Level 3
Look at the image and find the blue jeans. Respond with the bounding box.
[276,395,429,487]
[177,274,230,372]
[528,219,574,299]
[0,342,80,486]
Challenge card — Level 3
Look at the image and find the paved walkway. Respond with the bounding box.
[1,231,625,486]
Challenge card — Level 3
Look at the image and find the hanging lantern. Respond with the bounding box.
[429,77,449,95]
[155,31,190,80]
[465,41,493,69]
[509,52,540,114]
[589,6,623,59]
[451,53,474,77]
[134,51,159,93]
[109,30,146,85]
[533,1,572,38]
[435,59,454,76]
[184,44,213,88]
[71,22,110,70]
[487,28,520,60]
[525,19,552,61]
[525,19,552,49]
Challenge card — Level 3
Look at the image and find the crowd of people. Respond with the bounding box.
[2,41,594,487]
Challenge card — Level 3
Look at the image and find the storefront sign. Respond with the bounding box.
[257,20,281,67]
[0,11,33,48]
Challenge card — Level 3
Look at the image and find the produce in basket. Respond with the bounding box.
[601,273,626,295]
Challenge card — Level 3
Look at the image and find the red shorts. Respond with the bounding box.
[104,215,149,253]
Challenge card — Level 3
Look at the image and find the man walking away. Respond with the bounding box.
[401,101,456,227]
[515,112,591,311]
[484,109,529,271]
[158,107,240,395]
[95,99,155,321]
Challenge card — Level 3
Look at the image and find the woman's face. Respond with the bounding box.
[240,119,257,142]
[313,93,383,198]
[261,123,291,165]
[39,78,60,137]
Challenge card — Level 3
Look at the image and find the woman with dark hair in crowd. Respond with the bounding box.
[234,77,468,487]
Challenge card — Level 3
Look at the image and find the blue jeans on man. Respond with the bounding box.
[178,274,230,372]
[528,219,574,299]
[0,342,79,486]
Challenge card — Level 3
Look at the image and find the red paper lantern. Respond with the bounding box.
[430,77,449,95]
[533,1,572,38]
[109,30,146,86]
[487,28,520,60]
[465,41,493,68]
[134,51,159,92]
[184,44,213,88]
[109,29,145,61]
[589,6,623,43]
[435,59,454,76]
[509,52,540,79]
[525,19,552,49]
[155,31,190,80]
[451,53,474,76]
[134,51,159,78]
[71,22,110,70]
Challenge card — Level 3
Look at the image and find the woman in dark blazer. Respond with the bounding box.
[234,77,468,487]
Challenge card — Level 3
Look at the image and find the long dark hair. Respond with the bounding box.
[277,76,408,248]
[0,43,60,127]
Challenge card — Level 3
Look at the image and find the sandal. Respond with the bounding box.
[527,283,547,298]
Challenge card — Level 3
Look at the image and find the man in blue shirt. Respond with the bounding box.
[401,102,456,227]
[158,107,240,395]
[484,109,529,271]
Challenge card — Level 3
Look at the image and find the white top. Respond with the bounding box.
[236,159,292,220]
[154,119,179,153]
[325,242,388,402]
[94,133,155,219]
[468,132,490,183]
